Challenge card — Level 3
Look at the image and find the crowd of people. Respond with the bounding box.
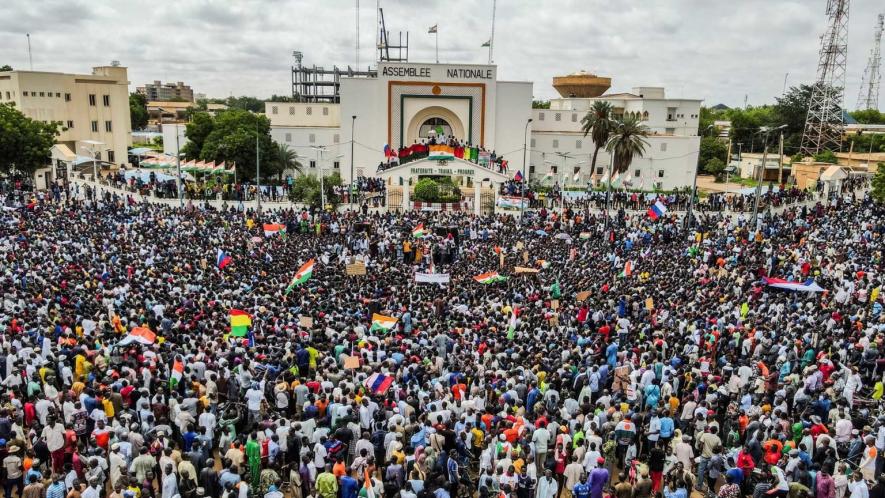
[0,177,883,498]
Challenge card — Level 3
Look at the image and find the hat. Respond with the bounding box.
[597,457,605,465]
[8,445,19,453]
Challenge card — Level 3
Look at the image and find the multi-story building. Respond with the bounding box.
[0,65,132,168]
[137,80,194,102]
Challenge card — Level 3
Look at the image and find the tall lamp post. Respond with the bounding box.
[311,145,326,209]
[255,127,261,211]
[519,118,533,221]
[684,124,715,233]
[751,124,787,228]
[350,115,357,205]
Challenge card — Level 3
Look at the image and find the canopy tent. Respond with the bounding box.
[121,169,191,183]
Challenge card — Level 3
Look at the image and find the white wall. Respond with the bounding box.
[340,77,388,183]
[266,102,341,127]
[162,123,188,157]
[491,81,534,175]
[270,126,345,178]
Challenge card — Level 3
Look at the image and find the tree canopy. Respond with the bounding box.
[0,65,12,72]
[872,164,885,203]
[129,93,148,130]
[184,110,278,180]
[0,103,59,175]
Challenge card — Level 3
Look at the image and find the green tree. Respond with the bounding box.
[225,96,264,113]
[850,109,885,124]
[581,101,615,177]
[814,150,838,163]
[199,110,275,180]
[872,164,885,203]
[606,116,650,175]
[182,112,215,160]
[269,94,297,103]
[0,65,12,72]
[532,100,550,109]
[772,85,822,154]
[129,93,148,130]
[0,103,59,175]
[698,136,728,171]
[272,142,302,178]
[705,157,726,178]
[290,172,342,206]
[414,178,440,202]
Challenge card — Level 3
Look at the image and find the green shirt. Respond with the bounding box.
[316,472,338,498]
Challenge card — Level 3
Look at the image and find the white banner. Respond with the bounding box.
[415,272,450,284]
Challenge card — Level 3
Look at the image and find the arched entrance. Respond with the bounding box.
[406,106,466,145]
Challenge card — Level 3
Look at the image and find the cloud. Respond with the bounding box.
[0,0,881,108]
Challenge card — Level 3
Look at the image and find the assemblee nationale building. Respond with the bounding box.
[256,60,701,211]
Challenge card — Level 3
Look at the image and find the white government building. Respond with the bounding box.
[262,63,702,195]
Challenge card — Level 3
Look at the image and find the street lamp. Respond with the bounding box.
[751,124,787,228]
[519,118,533,221]
[350,115,357,204]
[684,124,715,233]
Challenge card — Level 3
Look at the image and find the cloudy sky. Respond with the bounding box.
[1,0,882,108]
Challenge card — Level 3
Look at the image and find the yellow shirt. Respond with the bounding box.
[102,398,115,418]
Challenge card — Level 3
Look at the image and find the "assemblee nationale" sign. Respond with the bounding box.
[381,64,494,80]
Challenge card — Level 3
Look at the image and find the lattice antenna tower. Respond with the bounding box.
[856,13,884,110]
[800,0,850,156]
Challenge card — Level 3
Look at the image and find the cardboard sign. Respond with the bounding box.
[343,355,360,369]
[516,241,524,250]
[514,266,540,274]
[522,251,529,263]
[299,316,314,328]
[346,261,367,276]
[645,298,654,310]
[576,291,591,302]
[550,300,559,310]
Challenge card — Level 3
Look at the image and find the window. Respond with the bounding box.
[22,91,28,97]
[576,140,582,149]
[306,107,312,116]
[66,120,74,129]
[323,107,329,116]
[530,139,536,148]
[91,120,98,132]
[333,161,340,169]
[107,151,115,163]
[39,91,45,97]
[660,142,667,152]
[288,107,294,115]
[596,167,604,175]
[64,93,71,102]
[102,95,110,106]
[658,170,665,178]
[309,160,316,168]
[550,166,558,174]
[634,169,641,177]
[571,113,577,122]
[4,91,9,99]
[105,121,112,132]
[552,139,559,149]
[55,92,60,98]
[665,128,675,135]
[538,112,544,121]
[309,133,316,143]
[573,166,581,174]
[333,134,340,143]
[530,165,536,174]
[554,113,561,121]
[88,94,96,106]
[272,106,278,115]
[285,133,292,142]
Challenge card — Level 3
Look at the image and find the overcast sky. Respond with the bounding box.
[1,0,883,109]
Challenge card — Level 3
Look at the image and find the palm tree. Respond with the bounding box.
[580,101,615,180]
[273,142,302,179]
[603,116,649,224]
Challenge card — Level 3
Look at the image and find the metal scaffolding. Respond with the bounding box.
[856,14,883,110]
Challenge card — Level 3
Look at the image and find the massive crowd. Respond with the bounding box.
[0,179,883,498]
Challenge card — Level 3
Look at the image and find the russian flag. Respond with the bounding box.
[647,200,667,220]
[216,248,232,269]
[364,372,394,395]
[514,170,524,182]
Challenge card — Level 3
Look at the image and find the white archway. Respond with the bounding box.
[406,106,466,145]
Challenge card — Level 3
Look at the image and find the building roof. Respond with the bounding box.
[598,92,641,99]
[820,165,849,181]
[711,103,730,110]
[147,101,193,109]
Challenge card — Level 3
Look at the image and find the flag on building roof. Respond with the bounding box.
[428,144,455,160]
[412,223,427,239]
[481,39,491,47]
[169,357,184,388]
[216,248,232,269]
[647,200,667,221]
[263,223,286,237]
[364,372,395,395]
[286,259,315,294]
[474,271,508,284]
[428,24,438,34]
[117,326,156,347]
[229,309,252,337]
[370,313,398,333]
[514,170,524,182]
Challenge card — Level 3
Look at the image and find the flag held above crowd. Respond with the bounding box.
[647,200,668,220]
[117,326,156,347]
[762,277,825,293]
[229,309,252,337]
[286,259,315,293]
[216,249,232,269]
[364,372,394,395]
[369,313,398,333]
[474,271,508,284]
[263,223,286,237]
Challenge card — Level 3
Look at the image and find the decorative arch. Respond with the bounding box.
[406,106,467,146]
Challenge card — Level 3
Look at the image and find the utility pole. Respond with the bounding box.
[752,125,786,227]
[350,115,357,205]
[176,129,183,208]
[777,131,784,185]
[256,128,261,211]
[519,118,532,221]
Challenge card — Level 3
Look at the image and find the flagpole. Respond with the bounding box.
[435,27,439,63]
[489,0,496,64]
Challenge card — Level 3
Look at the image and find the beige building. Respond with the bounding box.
[137,80,194,102]
[0,65,132,169]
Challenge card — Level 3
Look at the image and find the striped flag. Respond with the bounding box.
[473,271,508,284]
[169,357,184,388]
[619,260,633,278]
[216,249,232,269]
[117,327,156,347]
[286,259,315,294]
[369,313,398,333]
[412,223,426,238]
[507,307,518,340]
[364,372,394,395]
[229,309,252,337]
[263,223,286,237]
[647,200,667,221]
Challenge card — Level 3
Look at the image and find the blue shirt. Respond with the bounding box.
[659,417,674,438]
[574,482,591,498]
[340,475,359,498]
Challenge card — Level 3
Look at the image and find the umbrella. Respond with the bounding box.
[554,233,572,241]
[535,230,548,236]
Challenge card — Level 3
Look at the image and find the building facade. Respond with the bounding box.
[0,65,132,167]
[137,80,194,102]
[265,64,703,191]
